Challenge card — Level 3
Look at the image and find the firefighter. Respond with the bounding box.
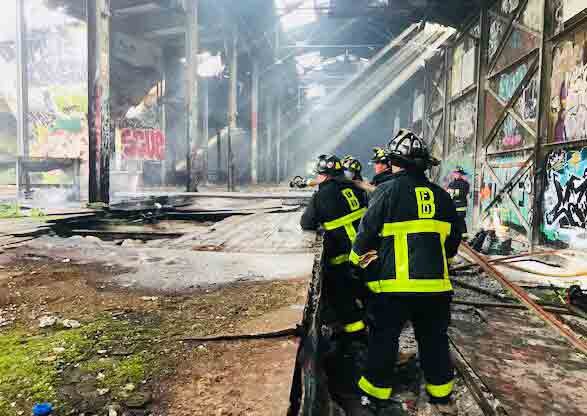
[350,129,462,416]
[342,155,364,181]
[446,166,470,235]
[292,155,364,189]
[300,154,369,336]
[351,147,396,195]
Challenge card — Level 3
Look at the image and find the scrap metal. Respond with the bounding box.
[460,243,587,357]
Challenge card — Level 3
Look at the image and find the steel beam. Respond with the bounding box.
[472,8,488,231]
[531,0,550,249]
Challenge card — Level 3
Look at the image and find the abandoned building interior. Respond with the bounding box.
[1,0,587,415]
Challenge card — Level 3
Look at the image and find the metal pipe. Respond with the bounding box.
[460,243,587,356]
[452,299,574,316]
[451,249,562,271]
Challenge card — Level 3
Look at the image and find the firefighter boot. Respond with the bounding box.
[417,402,458,416]
[351,396,410,416]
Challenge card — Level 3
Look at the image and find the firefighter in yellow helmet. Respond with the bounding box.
[350,129,462,416]
[300,154,369,338]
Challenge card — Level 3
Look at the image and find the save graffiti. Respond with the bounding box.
[121,128,165,161]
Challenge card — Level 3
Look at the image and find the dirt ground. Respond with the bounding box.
[0,256,307,416]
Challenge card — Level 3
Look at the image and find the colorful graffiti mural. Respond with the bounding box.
[550,29,587,143]
[542,147,587,248]
[495,63,529,102]
[26,21,88,160]
[480,152,533,235]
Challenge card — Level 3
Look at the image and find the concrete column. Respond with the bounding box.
[276,90,282,183]
[265,95,273,182]
[88,0,112,203]
[202,77,209,184]
[227,31,238,191]
[251,60,259,184]
[185,0,199,191]
[15,0,29,198]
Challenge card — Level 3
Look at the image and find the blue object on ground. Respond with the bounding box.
[32,403,53,416]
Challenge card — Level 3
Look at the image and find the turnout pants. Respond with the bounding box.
[323,263,365,333]
[456,211,467,235]
[358,293,454,404]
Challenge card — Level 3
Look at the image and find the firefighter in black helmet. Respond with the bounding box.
[300,154,369,336]
[446,166,470,236]
[342,155,364,181]
[350,129,462,416]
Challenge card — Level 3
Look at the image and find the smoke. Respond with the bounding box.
[283,23,455,175]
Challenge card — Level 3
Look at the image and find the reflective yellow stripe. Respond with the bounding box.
[358,376,392,400]
[344,223,357,242]
[344,320,365,333]
[349,250,361,266]
[323,208,366,231]
[456,207,467,212]
[367,279,453,293]
[381,219,451,238]
[330,254,349,265]
[426,380,455,398]
[394,230,409,280]
[378,219,452,286]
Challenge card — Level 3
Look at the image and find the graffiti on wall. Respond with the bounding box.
[26,21,88,160]
[120,129,165,161]
[449,93,477,154]
[115,85,164,162]
[521,0,543,31]
[451,38,476,97]
[479,152,533,233]
[488,18,506,61]
[496,63,529,102]
[516,74,538,123]
[550,29,587,143]
[542,147,587,247]
[501,0,520,14]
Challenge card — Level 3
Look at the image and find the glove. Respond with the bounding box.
[290,176,307,188]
